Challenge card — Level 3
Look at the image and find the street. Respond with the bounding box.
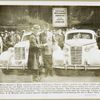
[0,69,100,82]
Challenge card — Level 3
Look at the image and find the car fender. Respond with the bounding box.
[0,48,14,66]
[53,47,66,65]
[86,49,100,65]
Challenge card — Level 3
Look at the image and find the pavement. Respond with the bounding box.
[0,69,100,82]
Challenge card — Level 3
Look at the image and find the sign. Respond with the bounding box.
[52,8,67,27]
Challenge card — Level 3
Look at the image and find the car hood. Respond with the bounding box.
[65,39,96,46]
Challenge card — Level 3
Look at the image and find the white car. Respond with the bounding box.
[0,32,30,74]
[53,29,100,70]
[0,40,30,69]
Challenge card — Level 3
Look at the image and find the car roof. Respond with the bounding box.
[66,29,96,35]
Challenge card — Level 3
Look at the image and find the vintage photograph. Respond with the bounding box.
[0,4,100,82]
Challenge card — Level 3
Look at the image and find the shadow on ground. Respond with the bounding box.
[1,68,100,76]
[54,69,100,76]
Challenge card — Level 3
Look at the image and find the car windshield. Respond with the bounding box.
[67,32,92,40]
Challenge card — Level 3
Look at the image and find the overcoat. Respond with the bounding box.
[28,33,40,70]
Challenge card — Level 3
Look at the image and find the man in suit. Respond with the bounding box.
[28,24,41,81]
[96,29,100,49]
[40,28,55,77]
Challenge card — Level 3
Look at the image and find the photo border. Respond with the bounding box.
[0,0,100,100]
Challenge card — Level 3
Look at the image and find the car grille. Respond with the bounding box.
[14,47,25,60]
[71,46,82,65]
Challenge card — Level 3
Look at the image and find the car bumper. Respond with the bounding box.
[52,64,100,70]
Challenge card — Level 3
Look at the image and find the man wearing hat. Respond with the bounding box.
[40,28,55,77]
[28,24,41,81]
[96,29,100,49]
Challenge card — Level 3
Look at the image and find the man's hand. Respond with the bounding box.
[43,43,47,47]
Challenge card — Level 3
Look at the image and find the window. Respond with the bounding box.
[67,32,92,40]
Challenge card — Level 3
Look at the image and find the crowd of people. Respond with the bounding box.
[0,25,66,81]
[0,25,100,81]
[1,26,100,80]
[22,25,65,81]
[0,30,22,52]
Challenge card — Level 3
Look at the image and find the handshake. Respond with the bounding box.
[37,43,48,48]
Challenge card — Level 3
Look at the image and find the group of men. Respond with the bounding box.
[0,25,64,80]
[26,25,55,80]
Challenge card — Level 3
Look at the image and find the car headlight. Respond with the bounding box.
[63,48,69,56]
[85,47,90,52]
[65,60,69,65]
[65,48,69,52]
[63,44,70,57]
[85,45,94,52]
